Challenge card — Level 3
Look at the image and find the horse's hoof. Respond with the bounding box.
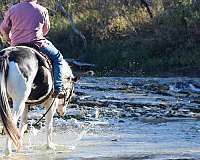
[4,149,12,156]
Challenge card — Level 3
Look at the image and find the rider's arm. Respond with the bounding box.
[0,10,11,43]
[42,10,50,36]
[0,29,11,44]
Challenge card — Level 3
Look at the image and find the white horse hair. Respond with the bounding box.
[0,46,75,155]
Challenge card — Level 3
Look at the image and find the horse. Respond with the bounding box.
[0,46,76,155]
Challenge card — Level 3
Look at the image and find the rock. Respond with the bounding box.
[67,103,79,108]
[118,120,125,123]
[64,108,86,120]
[191,113,200,118]
[108,104,118,109]
[66,108,83,116]
[165,109,175,117]
[76,100,103,107]
[111,139,118,142]
[132,113,142,117]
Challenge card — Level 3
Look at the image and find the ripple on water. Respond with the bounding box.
[1,77,200,159]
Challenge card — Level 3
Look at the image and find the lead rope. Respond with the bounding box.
[32,97,56,127]
[32,83,74,127]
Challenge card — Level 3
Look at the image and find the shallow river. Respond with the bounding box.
[1,77,200,160]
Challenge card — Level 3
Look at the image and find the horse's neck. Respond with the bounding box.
[62,60,73,78]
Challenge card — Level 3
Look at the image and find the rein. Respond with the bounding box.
[33,97,56,127]
[32,80,74,127]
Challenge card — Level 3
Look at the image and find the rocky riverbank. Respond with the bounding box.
[64,77,200,121]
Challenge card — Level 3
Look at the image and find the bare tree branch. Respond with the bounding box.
[141,0,153,18]
[56,0,87,48]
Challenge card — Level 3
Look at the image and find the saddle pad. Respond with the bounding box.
[15,45,54,105]
[27,65,53,105]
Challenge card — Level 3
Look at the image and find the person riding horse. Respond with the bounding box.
[0,0,66,98]
[0,45,75,154]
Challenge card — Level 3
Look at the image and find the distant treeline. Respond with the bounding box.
[1,0,200,76]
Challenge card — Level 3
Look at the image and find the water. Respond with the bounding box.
[1,119,200,159]
[1,77,200,159]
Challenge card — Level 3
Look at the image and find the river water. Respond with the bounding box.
[1,77,200,159]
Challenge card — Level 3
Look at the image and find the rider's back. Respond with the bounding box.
[2,1,49,46]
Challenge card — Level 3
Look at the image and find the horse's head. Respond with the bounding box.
[56,60,79,116]
[56,77,74,116]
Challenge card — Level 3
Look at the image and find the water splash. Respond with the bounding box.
[28,120,40,150]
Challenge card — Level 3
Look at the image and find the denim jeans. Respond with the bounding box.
[40,40,64,92]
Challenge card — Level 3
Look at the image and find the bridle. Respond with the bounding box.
[61,77,75,106]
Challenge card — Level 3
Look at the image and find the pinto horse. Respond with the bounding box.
[0,46,75,155]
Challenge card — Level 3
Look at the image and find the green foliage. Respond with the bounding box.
[1,0,200,76]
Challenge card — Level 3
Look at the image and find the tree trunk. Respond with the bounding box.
[55,0,87,48]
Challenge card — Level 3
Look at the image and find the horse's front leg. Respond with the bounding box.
[5,100,26,155]
[45,99,58,150]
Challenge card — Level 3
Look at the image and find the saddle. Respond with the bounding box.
[17,43,53,105]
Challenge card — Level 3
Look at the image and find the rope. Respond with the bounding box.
[32,97,56,127]
[32,81,74,127]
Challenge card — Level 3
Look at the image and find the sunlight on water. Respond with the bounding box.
[1,77,200,159]
[0,119,93,159]
[0,118,200,159]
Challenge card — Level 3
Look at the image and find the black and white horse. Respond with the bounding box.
[0,46,75,155]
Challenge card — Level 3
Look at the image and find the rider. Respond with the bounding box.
[0,0,65,98]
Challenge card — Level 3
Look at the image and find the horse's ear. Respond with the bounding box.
[72,76,80,82]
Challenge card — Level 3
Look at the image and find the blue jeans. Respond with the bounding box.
[40,40,64,92]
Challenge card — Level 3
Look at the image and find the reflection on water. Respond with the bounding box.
[1,119,200,159]
[0,77,200,159]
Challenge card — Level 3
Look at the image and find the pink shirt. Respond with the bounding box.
[0,1,50,47]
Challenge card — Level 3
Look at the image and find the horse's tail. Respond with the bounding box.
[0,55,21,149]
